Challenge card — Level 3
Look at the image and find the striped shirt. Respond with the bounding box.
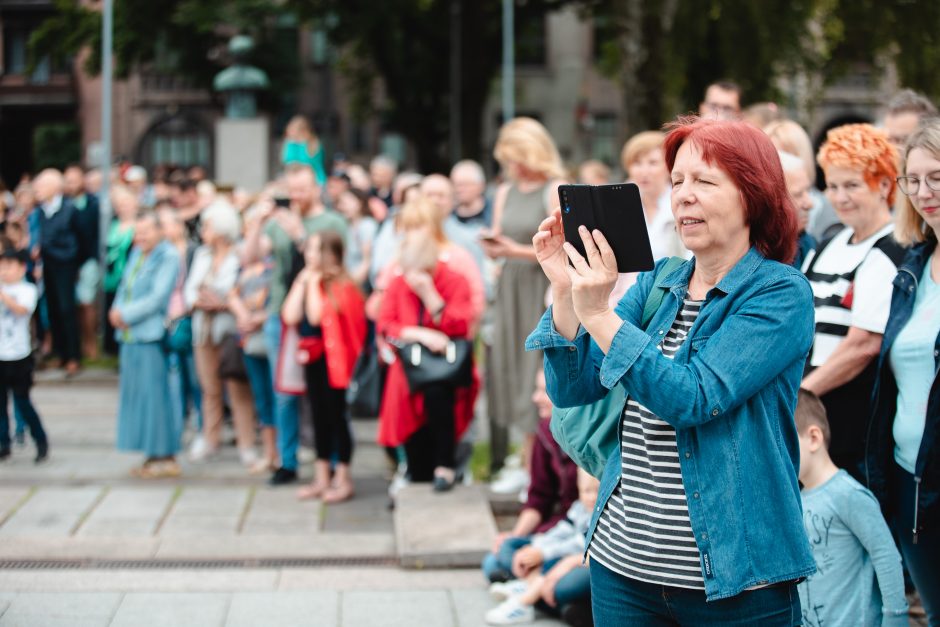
[589,298,705,590]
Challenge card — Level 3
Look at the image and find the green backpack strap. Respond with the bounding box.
[640,256,685,329]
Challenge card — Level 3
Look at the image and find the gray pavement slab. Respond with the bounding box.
[0,569,279,593]
[278,568,482,591]
[0,488,32,525]
[239,488,321,536]
[395,485,497,568]
[154,533,394,560]
[157,487,247,537]
[0,592,14,619]
[225,591,338,627]
[76,487,175,537]
[0,487,103,537]
[0,592,121,627]
[109,592,230,627]
[322,477,393,534]
[341,590,454,627]
[0,537,158,560]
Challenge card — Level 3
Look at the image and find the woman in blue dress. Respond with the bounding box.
[109,212,181,478]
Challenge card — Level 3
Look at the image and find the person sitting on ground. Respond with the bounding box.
[483,370,579,584]
[283,231,366,504]
[794,389,908,627]
[485,468,598,625]
[0,249,48,463]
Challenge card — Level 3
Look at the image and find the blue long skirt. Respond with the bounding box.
[116,342,181,457]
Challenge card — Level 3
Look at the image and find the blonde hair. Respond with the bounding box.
[896,118,940,245]
[396,197,447,244]
[764,120,816,185]
[620,131,665,173]
[493,117,566,181]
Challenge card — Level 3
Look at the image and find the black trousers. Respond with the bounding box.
[404,382,456,482]
[304,355,353,464]
[42,258,80,363]
[0,357,46,450]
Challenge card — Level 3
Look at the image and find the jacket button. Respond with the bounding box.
[701,533,708,540]
[569,346,576,352]
[711,409,719,416]
[685,452,691,459]
[658,330,664,335]
[693,492,700,499]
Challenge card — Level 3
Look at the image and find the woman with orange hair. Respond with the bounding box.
[802,124,908,480]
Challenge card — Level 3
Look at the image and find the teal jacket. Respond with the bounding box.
[525,248,817,601]
[113,241,180,344]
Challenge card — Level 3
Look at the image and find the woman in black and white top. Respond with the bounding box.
[802,124,907,481]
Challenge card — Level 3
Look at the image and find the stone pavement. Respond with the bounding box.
[0,379,567,626]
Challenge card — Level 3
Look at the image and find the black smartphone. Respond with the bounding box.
[274,196,291,208]
[558,183,654,273]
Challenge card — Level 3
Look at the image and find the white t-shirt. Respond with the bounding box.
[0,281,37,361]
[804,223,899,367]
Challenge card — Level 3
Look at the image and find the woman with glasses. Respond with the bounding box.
[801,124,908,481]
[867,118,940,625]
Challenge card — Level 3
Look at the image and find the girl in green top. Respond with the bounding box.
[281,115,327,186]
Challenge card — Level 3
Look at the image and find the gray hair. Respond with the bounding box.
[888,89,937,118]
[450,159,486,184]
[777,151,805,175]
[370,155,398,173]
[202,200,242,242]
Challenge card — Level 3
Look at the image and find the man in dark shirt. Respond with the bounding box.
[33,169,82,375]
[64,164,101,361]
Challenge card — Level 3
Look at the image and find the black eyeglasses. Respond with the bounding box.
[897,170,940,196]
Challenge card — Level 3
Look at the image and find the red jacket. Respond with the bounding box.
[376,261,479,447]
[319,279,367,389]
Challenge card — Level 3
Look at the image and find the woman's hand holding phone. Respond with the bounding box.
[533,209,571,291]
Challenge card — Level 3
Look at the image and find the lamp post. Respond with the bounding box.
[502,0,514,123]
[98,0,113,326]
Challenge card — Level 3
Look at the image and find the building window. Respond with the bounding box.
[515,17,546,67]
[589,113,618,166]
[136,114,212,172]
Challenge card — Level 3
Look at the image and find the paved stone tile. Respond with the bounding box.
[0,537,158,560]
[322,477,393,534]
[395,485,497,568]
[0,488,32,523]
[0,592,121,627]
[341,590,453,627]
[450,589,564,627]
[0,487,103,537]
[77,487,175,537]
[159,515,240,537]
[279,568,481,591]
[239,489,320,535]
[224,591,338,627]
[0,569,279,593]
[154,533,394,559]
[110,592,229,627]
[0,592,14,618]
[166,487,248,517]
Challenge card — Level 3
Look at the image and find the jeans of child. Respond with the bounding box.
[895,465,940,626]
[263,315,299,470]
[589,560,800,626]
[553,565,590,607]
[243,353,275,428]
[167,350,202,431]
[481,536,562,581]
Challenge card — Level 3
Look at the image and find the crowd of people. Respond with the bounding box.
[0,84,938,625]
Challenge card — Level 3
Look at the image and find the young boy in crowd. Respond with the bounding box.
[0,249,48,462]
[795,389,907,627]
[485,468,598,625]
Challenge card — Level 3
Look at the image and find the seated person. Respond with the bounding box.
[485,468,598,625]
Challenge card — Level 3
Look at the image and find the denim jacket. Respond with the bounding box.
[114,241,180,344]
[525,248,817,601]
[866,240,940,534]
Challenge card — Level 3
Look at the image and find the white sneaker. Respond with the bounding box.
[485,598,535,625]
[238,447,259,467]
[488,579,529,601]
[490,468,530,495]
[388,470,410,499]
[187,436,216,462]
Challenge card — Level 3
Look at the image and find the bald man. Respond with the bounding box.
[34,169,83,375]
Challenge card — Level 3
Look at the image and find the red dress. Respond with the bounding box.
[376,261,480,447]
[319,279,367,389]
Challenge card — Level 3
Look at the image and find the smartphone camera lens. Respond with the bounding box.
[563,204,570,214]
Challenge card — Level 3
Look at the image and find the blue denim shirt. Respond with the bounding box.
[525,248,817,601]
[114,241,180,344]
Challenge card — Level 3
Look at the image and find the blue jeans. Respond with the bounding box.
[589,560,800,626]
[554,566,590,607]
[264,315,299,470]
[167,350,203,431]
[244,353,275,428]
[481,536,561,581]
[895,465,940,626]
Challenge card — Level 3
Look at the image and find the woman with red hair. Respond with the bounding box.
[527,117,815,623]
[801,124,908,481]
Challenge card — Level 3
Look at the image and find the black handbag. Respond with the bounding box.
[394,337,473,392]
[217,332,248,381]
[346,343,385,418]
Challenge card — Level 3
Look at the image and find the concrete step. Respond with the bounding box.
[394,484,497,569]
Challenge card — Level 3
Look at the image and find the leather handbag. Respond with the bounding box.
[218,332,248,381]
[346,343,385,418]
[393,337,473,392]
[550,256,685,478]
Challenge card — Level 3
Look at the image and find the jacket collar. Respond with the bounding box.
[658,246,765,296]
[898,239,936,276]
